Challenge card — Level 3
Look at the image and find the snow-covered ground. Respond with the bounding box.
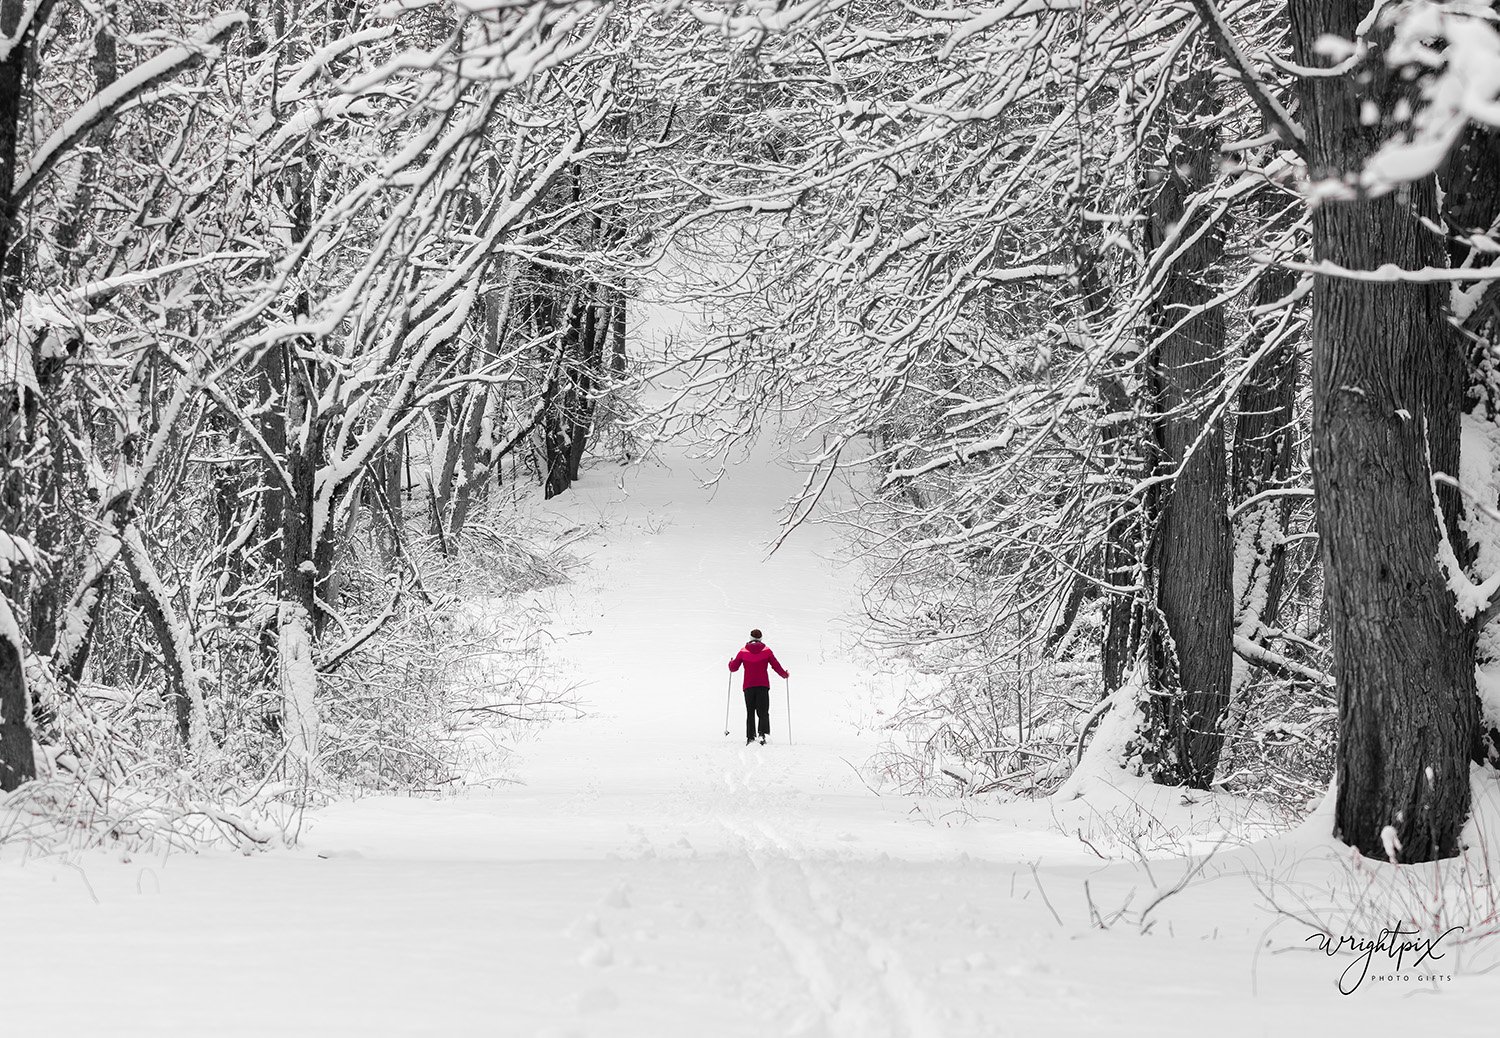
[6,358,1500,1034]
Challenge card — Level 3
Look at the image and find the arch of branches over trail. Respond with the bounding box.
[645,0,1500,864]
[2,0,1500,865]
[0,0,758,834]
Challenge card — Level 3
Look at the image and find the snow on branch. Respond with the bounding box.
[1186,0,1307,155]
[11,11,248,205]
[1280,258,1500,283]
[1233,634,1334,687]
[1359,1,1500,191]
[0,0,55,67]
[315,582,402,676]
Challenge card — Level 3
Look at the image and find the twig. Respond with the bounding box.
[1029,862,1065,927]
[1187,0,1307,156]
[317,580,402,675]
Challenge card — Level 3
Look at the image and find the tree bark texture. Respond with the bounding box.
[1136,58,1235,788]
[1074,236,1141,694]
[1291,0,1479,862]
[1230,256,1299,646]
[0,0,55,791]
[0,598,32,790]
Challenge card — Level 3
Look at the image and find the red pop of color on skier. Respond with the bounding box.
[729,629,789,745]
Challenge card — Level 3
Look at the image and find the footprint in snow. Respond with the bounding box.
[578,939,614,968]
[601,883,631,909]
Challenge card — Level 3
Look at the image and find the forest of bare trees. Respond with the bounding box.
[3,0,1500,866]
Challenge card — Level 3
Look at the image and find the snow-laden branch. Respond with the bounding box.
[316,581,401,675]
[11,10,247,205]
[121,525,210,756]
[0,0,55,67]
[1186,0,1306,155]
[1233,634,1334,687]
[1280,258,1500,283]
[1228,486,1314,520]
[1352,1,1500,191]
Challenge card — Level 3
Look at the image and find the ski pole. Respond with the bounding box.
[786,676,793,745]
[724,673,732,737]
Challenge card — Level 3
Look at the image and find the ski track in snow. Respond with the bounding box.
[6,360,1500,1033]
[719,814,943,1038]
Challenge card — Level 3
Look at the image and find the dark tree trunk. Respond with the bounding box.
[537,282,579,500]
[283,370,320,623]
[609,294,627,376]
[1097,374,1141,696]
[277,142,340,635]
[448,387,488,543]
[0,607,30,790]
[1442,107,1500,765]
[1443,122,1500,417]
[429,394,463,551]
[1230,257,1300,643]
[1073,236,1141,694]
[0,0,55,268]
[254,344,289,564]
[121,529,195,746]
[0,0,55,791]
[565,294,607,483]
[1291,0,1479,862]
[373,436,405,570]
[281,360,338,634]
[1135,58,1235,788]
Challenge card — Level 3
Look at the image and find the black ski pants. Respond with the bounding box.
[744,685,770,742]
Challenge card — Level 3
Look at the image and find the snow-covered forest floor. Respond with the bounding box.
[4,315,1499,1036]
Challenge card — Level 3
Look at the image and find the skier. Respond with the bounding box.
[729,629,789,746]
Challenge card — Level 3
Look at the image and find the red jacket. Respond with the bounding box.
[729,641,788,689]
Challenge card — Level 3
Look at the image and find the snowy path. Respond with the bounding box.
[7,400,1500,1034]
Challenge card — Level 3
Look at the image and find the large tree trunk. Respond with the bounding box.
[1291,0,1479,863]
[565,293,608,483]
[1078,230,1142,696]
[1135,57,1235,788]
[1230,255,1299,653]
[0,597,32,790]
[1097,373,1140,696]
[1443,117,1500,765]
[373,436,405,571]
[0,0,55,791]
[609,294,627,376]
[536,278,580,500]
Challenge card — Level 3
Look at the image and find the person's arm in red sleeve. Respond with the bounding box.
[770,653,789,679]
[729,652,742,672]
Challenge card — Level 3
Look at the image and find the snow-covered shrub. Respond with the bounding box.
[1,489,580,853]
